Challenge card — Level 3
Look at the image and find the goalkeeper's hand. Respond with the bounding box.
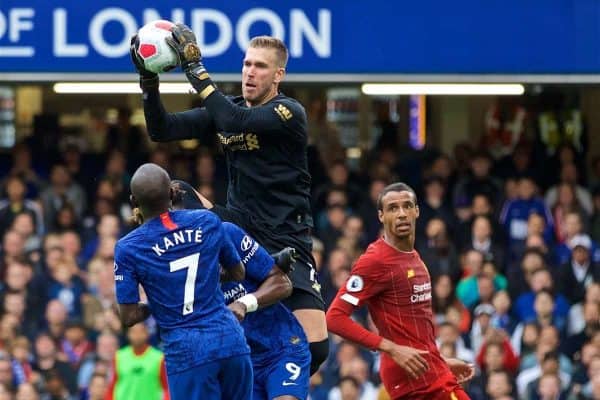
[271,247,297,274]
[130,35,159,90]
[130,35,157,79]
[166,23,213,95]
[166,23,202,71]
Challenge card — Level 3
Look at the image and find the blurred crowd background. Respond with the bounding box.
[0,100,598,400]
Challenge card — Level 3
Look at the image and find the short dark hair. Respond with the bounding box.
[377,182,417,211]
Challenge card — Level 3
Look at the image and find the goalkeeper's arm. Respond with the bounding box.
[131,34,216,143]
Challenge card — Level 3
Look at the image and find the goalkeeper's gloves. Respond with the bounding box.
[166,23,216,99]
[271,247,297,274]
[130,35,159,91]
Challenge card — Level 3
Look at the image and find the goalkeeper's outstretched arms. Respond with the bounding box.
[166,24,306,138]
[130,35,216,143]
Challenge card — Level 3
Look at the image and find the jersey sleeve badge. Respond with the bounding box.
[346,275,364,292]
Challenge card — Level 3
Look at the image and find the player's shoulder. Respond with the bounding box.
[222,221,246,238]
[115,227,144,250]
[172,208,220,226]
[230,95,245,104]
[271,93,307,120]
[354,239,390,269]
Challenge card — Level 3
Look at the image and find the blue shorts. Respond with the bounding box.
[167,354,253,400]
[252,347,311,400]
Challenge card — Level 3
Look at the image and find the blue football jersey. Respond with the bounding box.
[115,210,250,373]
[220,222,307,363]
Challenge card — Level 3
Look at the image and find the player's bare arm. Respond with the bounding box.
[442,357,475,384]
[327,300,430,380]
[220,261,245,282]
[229,246,296,322]
[229,265,292,322]
[118,303,152,328]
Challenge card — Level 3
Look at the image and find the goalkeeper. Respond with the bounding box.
[130,25,329,375]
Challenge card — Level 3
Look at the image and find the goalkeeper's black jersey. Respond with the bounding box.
[144,89,313,234]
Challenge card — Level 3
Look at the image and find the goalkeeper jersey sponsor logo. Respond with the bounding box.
[217,132,260,151]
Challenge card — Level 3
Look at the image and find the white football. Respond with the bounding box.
[135,20,179,74]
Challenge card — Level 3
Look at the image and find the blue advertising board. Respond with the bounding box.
[0,1,599,76]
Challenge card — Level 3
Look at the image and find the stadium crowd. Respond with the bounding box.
[0,106,598,400]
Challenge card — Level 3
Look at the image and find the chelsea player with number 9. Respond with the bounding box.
[114,163,253,400]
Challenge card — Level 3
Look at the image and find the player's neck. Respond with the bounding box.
[383,233,414,253]
[133,343,149,356]
[139,206,169,224]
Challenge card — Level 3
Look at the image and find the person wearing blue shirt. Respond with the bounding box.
[114,163,252,400]
[172,179,311,400]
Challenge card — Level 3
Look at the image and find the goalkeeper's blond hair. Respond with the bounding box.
[249,36,288,69]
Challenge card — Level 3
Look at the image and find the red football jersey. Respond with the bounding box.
[331,238,457,399]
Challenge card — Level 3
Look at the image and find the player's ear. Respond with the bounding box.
[129,195,138,208]
[274,67,285,84]
[415,205,420,219]
[378,209,384,224]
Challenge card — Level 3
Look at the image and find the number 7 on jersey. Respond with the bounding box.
[170,253,200,315]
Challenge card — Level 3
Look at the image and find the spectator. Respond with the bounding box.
[0,354,15,395]
[453,151,502,211]
[0,176,44,237]
[550,183,588,244]
[32,334,78,396]
[545,163,592,216]
[556,234,600,305]
[39,164,86,232]
[43,300,68,343]
[553,213,600,266]
[86,373,108,400]
[436,321,474,363]
[60,322,93,370]
[418,218,461,282]
[485,370,515,400]
[513,269,570,324]
[491,290,516,335]
[519,326,573,376]
[328,357,377,400]
[468,215,506,271]
[15,382,40,400]
[77,332,118,394]
[432,274,471,333]
[417,176,455,240]
[500,176,553,247]
[568,283,600,336]
[533,372,566,400]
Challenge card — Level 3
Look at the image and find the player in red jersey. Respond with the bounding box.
[326,182,475,400]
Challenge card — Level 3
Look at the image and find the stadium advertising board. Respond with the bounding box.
[0,1,599,76]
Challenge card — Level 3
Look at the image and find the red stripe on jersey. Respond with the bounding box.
[160,212,178,230]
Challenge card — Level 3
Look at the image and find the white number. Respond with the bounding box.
[170,253,200,316]
[308,263,316,282]
[285,362,301,381]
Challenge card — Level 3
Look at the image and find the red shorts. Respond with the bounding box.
[389,372,471,400]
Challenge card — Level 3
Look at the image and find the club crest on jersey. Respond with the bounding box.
[346,275,364,292]
[240,235,253,251]
[407,269,415,278]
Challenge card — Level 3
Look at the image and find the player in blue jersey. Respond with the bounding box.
[114,163,253,400]
[172,180,311,400]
